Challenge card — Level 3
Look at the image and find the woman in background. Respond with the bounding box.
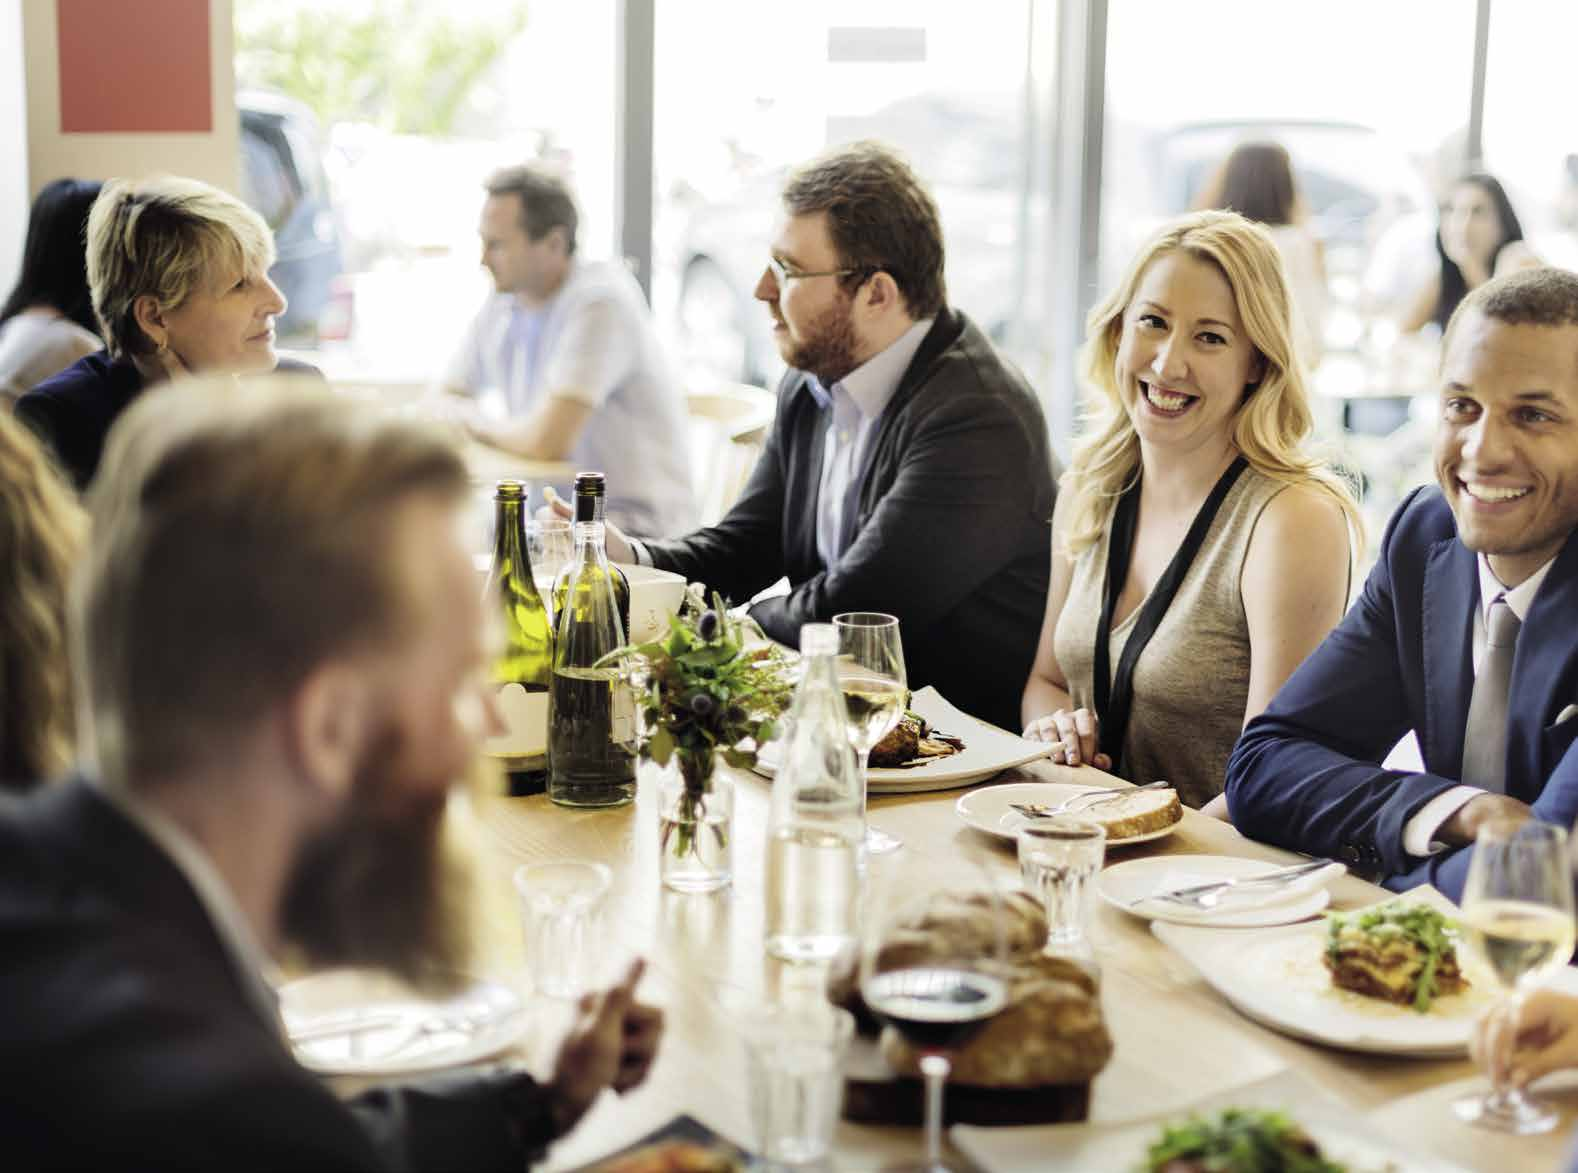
[1401,172,1541,334]
[15,175,315,490]
[1196,142,1327,365]
[0,178,104,404]
[0,412,84,788]
[1021,211,1360,810]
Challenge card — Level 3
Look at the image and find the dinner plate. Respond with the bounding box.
[279,968,528,1075]
[1098,854,1343,928]
[954,781,1180,847]
[755,686,1053,794]
[1152,896,1578,1057]
[951,1068,1471,1173]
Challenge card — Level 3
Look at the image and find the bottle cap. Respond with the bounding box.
[573,472,607,496]
[800,623,837,656]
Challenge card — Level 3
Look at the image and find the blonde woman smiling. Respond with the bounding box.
[1022,211,1360,809]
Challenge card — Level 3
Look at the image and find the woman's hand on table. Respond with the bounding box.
[1022,707,1112,771]
[546,959,665,1136]
[1472,988,1578,1090]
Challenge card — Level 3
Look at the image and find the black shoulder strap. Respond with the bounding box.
[1094,455,1249,771]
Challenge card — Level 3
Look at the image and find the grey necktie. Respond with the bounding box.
[1461,598,1521,792]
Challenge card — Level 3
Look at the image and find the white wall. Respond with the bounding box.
[21,0,239,198]
[0,0,30,296]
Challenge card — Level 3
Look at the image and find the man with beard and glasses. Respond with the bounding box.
[0,380,663,1169]
[548,141,1058,731]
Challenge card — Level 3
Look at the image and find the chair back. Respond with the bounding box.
[685,382,775,525]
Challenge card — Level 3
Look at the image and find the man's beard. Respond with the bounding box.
[784,297,860,385]
[279,726,477,995]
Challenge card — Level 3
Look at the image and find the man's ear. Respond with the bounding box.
[858,270,907,317]
[285,664,371,802]
[132,294,168,351]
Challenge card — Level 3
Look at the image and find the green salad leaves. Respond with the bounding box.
[1142,1107,1347,1172]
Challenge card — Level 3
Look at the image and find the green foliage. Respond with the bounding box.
[1142,1108,1348,1173]
[234,0,529,136]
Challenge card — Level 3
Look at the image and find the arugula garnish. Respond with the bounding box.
[1324,901,1461,1013]
[1142,1107,1347,1172]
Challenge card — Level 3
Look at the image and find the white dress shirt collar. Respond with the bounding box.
[1477,551,1558,623]
[805,317,933,415]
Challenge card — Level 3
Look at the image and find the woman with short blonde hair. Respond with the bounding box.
[14,175,316,489]
[0,412,85,787]
[1022,210,1361,809]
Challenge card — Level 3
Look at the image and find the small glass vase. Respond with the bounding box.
[657,752,734,893]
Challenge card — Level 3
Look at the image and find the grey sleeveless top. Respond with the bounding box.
[1053,466,1289,809]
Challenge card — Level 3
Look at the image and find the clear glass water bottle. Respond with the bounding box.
[764,623,865,962]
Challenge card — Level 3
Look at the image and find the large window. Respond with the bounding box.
[651,1,1049,391]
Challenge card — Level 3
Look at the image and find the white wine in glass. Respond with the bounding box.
[833,612,906,855]
[1453,819,1577,1134]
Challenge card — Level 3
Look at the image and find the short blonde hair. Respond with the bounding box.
[76,378,470,786]
[0,412,85,787]
[1064,210,1361,555]
[86,176,275,359]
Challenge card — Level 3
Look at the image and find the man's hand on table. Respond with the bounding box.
[1437,793,1534,847]
[545,959,665,1137]
[540,487,635,564]
[1022,707,1113,771]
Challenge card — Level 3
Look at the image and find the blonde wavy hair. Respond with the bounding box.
[1063,210,1361,556]
[0,413,85,787]
[86,175,275,360]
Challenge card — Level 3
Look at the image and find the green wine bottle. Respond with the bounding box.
[481,480,553,796]
[548,471,636,808]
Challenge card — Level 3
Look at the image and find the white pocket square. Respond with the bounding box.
[1558,704,1578,726]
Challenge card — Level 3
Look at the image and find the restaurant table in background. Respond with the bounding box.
[373,756,1578,1171]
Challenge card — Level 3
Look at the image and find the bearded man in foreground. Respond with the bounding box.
[0,380,661,1169]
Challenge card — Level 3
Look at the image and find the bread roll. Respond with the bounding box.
[1081,787,1181,839]
[881,953,1112,1087]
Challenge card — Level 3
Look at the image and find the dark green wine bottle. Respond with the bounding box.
[547,471,636,808]
[482,480,553,796]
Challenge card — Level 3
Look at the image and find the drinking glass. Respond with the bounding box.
[513,860,611,999]
[740,1004,854,1165]
[1017,818,1105,962]
[1452,819,1576,1134]
[528,518,574,620]
[859,871,1009,1172]
[833,612,907,855]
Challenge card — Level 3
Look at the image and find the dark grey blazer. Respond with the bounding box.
[645,309,1058,731]
[0,779,553,1171]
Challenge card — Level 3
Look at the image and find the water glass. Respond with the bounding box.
[1017,819,1106,958]
[513,860,611,998]
[740,1004,853,1166]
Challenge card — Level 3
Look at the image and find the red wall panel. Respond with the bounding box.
[57,0,212,133]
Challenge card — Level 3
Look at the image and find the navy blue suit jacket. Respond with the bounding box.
[1225,486,1578,899]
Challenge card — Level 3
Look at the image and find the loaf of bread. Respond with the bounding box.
[1080,787,1181,840]
[880,952,1112,1087]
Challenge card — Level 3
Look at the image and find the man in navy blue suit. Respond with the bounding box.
[1226,267,1578,900]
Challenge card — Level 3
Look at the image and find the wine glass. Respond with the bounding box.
[1453,819,1577,1134]
[528,517,574,621]
[859,870,1010,1172]
[833,612,907,855]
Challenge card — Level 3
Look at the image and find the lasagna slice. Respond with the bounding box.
[1323,901,1467,1012]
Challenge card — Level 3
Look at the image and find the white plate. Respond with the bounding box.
[1152,896,1578,1057]
[755,686,1053,794]
[951,1068,1471,1173]
[279,969,527,1075]
[954,781,1180,847]
[1098,854,1343,928]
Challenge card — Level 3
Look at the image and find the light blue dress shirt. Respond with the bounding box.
[806,318,933,568]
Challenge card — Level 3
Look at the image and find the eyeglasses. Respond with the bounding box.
[765,257,872,287]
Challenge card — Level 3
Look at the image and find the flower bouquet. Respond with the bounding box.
[617,587,795,891]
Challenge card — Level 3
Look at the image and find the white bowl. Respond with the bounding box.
[621,563,687,644]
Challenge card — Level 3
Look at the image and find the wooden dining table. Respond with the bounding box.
[452,757,1578,1172]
